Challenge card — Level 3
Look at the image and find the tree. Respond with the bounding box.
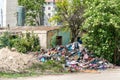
[51,0,84,42]
[82,0,120,64]
[18,0,45,26]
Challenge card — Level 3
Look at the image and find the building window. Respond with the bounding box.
[48,7,51,10]
[55,7,57,11]
[53,2,55,4]
[48,2,51,4]
[43,7,45,10]
[48,13,51,17]
[56,36,62,45]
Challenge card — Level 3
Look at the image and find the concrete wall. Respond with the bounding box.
[6,0,18,27]
[37,31,47,49]
[0,28,70,49]
[22,30,48,49]
[0,0,6,27]
[47,30,70,48]
[58,31,70,45]
[0,0,18,27]
[47,29,58,48]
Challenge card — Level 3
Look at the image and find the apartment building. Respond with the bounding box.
[0,0,18,27]
[44,0,59,26]
[0,0,60,27]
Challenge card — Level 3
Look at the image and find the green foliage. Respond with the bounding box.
[51,0,84,42]
[50,33,57,47]
[0,32,19,48]
[18,0,45,26]
[82,0,120,63]
[13,32,40,53]
[0,60,64,78]
[0,32,40,53]
[30,60,64,73]
[0,32,10,48]
[0,72,36,78]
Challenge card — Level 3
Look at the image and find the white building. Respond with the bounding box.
[0,0,59,27]
[44,0,58,26]
[0,0,18,27]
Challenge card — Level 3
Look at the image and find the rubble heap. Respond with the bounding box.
[37,42,114,72]
[0,41,115,73]
[0,48,38,73]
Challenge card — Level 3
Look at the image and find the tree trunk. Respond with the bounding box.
[70,28,78,43]
[114,33,118,64]
[114,48,117,64]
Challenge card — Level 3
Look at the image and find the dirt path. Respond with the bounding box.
[1,68,120,80]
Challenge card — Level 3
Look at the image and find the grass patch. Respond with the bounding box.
[29,60,65,73]
[0,60,66,78]
[0,72,36,78]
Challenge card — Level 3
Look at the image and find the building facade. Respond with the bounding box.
[44,0,60,26]
[0,26,70,49]
[0,0,60,27]
[0,0,18,27]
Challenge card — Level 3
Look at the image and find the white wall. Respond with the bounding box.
[6,0,18,27]
[0,0,18,27]
[0,0,5,27]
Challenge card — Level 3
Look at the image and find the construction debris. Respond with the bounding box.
[0,41,114,73]
[0,48,38,73]
[37,41,114,72]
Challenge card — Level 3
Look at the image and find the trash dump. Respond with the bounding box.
[37,41,114,72]
[0,48,38,73]
[0,42,114,73]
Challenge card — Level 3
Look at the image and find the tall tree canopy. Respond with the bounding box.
[18,0,45,26]
[51,0,84,42]
[83,0,120,64]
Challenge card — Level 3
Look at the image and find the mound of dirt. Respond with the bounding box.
[0,48,38,73]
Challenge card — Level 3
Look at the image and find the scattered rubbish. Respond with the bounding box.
[37,41,114,72]
[0,41,114,73]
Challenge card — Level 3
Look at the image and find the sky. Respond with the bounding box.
[0,0,4,10]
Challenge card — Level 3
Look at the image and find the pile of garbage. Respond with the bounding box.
[37,41,114,72]
[0,48,38,73]
[0,42,114,73]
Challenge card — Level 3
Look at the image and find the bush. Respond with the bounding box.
[0,32,40,53]
[82,0,120,65]
[29,60,64,73]
[0,32,10,48]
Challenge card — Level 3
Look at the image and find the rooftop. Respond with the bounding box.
[0,26,60,32]
[11,26,60,31]
[45,0,60,2]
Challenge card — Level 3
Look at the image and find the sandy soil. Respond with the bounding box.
[1,68,120,80]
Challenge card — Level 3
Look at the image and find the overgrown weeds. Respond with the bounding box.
[0,60,65,78]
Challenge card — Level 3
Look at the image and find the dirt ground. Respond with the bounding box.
[0,48,38,73]
[1,68,120,80]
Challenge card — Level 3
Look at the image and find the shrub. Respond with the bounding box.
[30,60,64,73]
[0,32,10,48]
[0,32,40,53]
